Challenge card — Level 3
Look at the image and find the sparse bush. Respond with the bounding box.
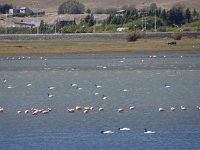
[126,32,145,42]
[172,32,184,40]
[158,27,167,32]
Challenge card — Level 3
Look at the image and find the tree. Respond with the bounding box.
[106,14,126,25]
[81,14,95,26]
[148,3,157,16]
[39,20,51,34]
[168,6,184,25]
[0,4,13,14]
[122,5,138,21]
[192,9,198,21]
[160,9,167,20]
[39,20,45,33]
[86,8,91,14]
[58,0,85,14]
[185,8,191,23]
[192,9,198,17]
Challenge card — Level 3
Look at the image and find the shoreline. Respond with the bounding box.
[0,36,199,56]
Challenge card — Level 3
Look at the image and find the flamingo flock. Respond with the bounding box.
[0,105,200,116]
[16,107,52,115]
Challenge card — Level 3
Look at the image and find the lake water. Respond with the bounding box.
[0,53,200,150]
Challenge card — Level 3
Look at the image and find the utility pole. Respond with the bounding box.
[144,17,147,32]
[93,18,97,33]
[105,20,107,33]
[141,15,144,30]
[154,9,157,32]
[55,20,57,34]
[5,11,7,34]
[93,19,95,33]
[37,9,39,34]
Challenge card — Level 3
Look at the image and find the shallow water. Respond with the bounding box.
[0,53,200,150]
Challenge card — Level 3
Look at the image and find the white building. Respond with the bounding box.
[9,7,33,16]
[20,7,33,15]
[9,8,20,16]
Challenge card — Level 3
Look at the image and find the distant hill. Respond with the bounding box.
[0,0,200,13]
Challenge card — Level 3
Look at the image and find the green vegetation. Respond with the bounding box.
[58,0,85,14]
[104,4,199,28]
[80,14,95,27]
[39,20,52,34]
[60,3,199,33]
[0,27,36,34]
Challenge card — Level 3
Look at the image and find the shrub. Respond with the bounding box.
[126,32,145,42]
[61,25,77,33]
[158,27,167,32]
[76,25,93,33]
[58,0,85,14]
[172,32,184,40]
[80,14,95,27]
[0,4,13,14]
[86,9,91,14]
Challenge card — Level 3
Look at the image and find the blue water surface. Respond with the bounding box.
[0,53,200,150]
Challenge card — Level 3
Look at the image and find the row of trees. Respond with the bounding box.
[57,0,199,31]
[104,4,199,26]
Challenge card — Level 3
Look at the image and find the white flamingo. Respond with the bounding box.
[181,106,187,111]
[170,107,175,111]
[101,130,114,134]
[117,108,124,113]
[159,107,164,112]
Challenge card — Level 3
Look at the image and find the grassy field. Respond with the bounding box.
[0,37,200,56]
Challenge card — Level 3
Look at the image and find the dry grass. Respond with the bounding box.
[1,0,200,27]
[0,0,200,13]
[0,37,200,56]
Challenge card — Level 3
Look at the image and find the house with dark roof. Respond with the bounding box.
[59,20,76,28]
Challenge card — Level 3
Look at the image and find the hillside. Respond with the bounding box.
[0,0,200,13]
